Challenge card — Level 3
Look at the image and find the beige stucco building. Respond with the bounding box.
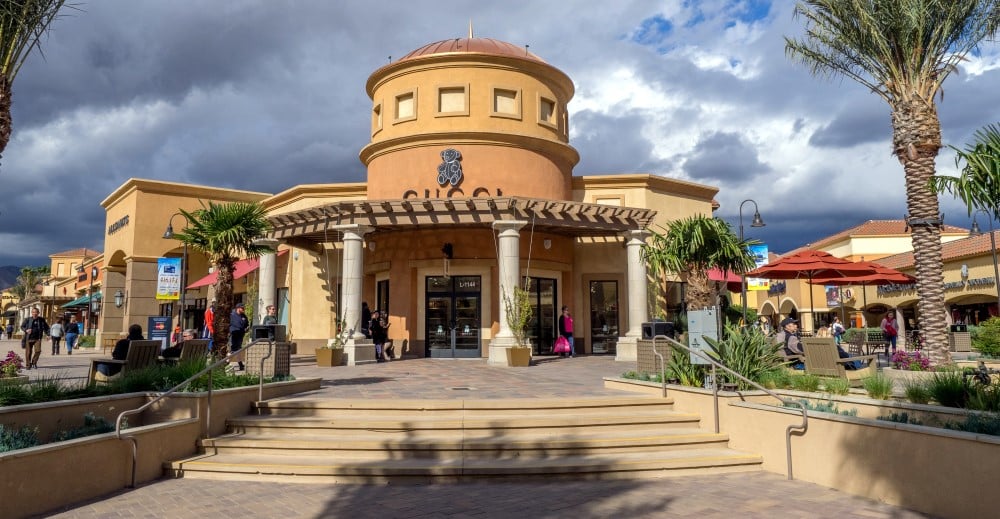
[90,36,718,362]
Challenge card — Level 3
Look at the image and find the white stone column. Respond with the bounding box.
[617,229,651,362]
[488,220,527,366]
[334,224,374,365]
[255,239,279,324]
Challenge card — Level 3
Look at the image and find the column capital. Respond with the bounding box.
[623,229,651,243]
[253,238,280,250]
[492,220,528,232]
[332,224,375,238]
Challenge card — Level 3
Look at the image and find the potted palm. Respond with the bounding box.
[503,283,533,367]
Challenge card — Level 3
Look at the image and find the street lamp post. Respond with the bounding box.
[739,199,766,328]
[970,210,1000,312]
[79,265,98,336]
[164,213,189,331]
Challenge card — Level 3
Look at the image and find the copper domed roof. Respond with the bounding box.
[398,37,545,64]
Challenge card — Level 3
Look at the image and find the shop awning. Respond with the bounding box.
[61,292,102,308]
[187,250,288,289]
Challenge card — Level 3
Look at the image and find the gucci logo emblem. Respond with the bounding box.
[436,148,463,187]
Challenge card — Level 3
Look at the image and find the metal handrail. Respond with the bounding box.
[114,338,274,488]
[650,334,809,480]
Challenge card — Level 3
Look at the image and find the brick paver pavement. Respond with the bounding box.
[2,339,933,517]
[49,472,931,518]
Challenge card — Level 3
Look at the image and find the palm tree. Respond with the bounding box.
[640,215,758,312]
[11,265,49,300]
[1,0,69,160]
[173,201,271,357]
[785,0,1000,365]
[931,124,1000,221]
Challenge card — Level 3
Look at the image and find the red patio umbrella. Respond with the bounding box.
[707,267,743,293]
[747,250,877,328]
[810,261,916,320]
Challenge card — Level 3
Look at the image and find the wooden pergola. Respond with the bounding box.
[268,196,657,244]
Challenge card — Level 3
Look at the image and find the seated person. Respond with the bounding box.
[836,343,862,370]
[95,324,144,377]
[162,328,197,359]
[773,317,804,370]
[815,326,831,338]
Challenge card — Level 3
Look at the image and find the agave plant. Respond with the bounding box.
[703,324,787,390]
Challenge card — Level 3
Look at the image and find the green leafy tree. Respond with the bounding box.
[1,0,70,160]
[932,123,1000,221]
[640,215,757,312]
[173,201,271,357]
[785,0,1000,366]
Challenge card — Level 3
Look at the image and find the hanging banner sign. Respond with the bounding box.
[156,257,182,301]
[825,286,840,308]
[747,244,770,291]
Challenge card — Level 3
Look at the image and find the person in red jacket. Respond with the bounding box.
[203,299,216,350]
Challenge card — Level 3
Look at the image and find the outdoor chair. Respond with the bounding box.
[88,340,161,384]
[101,337,118,355]
[178,339,209,362]
[801,337,877,386]
[845,332,865,356]
[864,329,890,358]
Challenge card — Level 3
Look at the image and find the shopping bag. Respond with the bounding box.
[554,336,570,353]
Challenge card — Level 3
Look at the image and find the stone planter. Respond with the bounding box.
[505,346,532,367]
[315,348,344,367]
[883,367,937,390]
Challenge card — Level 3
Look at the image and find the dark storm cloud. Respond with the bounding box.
[572,109,671,175]
[809,102,890,148]
[682,131,771,183]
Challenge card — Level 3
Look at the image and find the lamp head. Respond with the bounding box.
[970,219,982,237]
[751,211,765,228]
[114,289,125,308]
[163,224,174,239]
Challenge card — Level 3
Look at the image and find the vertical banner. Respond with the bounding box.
[156,257,182,300]
[825,286,840,308]
[746,244,770,291]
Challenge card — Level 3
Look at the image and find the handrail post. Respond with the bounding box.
[206,366,213,438]
[651,336,666,397]
[650,334,807,480]
[711,363,719,434]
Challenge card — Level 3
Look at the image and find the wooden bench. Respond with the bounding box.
[802,337,877,386]
[161,339,210,365]
[89,340,161,384]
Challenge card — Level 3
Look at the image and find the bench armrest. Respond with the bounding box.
[836,355,877,365]
[91,359,126,366]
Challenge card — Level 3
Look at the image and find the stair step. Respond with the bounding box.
[199,428,731,458]
[255,397,673,418]
[228,409,702,436]
[167,448,762,483]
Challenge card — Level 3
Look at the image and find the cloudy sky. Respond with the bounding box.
[3,0,1000,268]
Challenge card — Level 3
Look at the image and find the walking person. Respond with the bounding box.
[20,307,49,370]
[64,315,81,354]
[881,311,899,356]
[361,302,372,339]
[831,315,846,345]
[229,302,249,370]
[558,306,575,358]
[370,310,389,362]
[49,318,64,355]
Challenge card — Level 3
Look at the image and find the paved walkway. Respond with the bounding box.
[2,339,934,517]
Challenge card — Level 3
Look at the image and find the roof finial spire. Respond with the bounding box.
[469,19,474,38]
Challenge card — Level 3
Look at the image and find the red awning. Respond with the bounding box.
[707,268,743,293]
[186,250,288,289]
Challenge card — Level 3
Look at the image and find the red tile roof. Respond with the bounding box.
[876,230,1000,270]
[779,219,968,257]
[49,247,101,258]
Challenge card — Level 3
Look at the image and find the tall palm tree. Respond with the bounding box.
[1,0,69,159]
[11,265,49,300]
[173,201,271,357]
[932,124,1000,221]
[785,0,1000,365]
[640,215,758,312]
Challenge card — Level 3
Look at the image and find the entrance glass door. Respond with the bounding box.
[526,277,557,355]
[425,276,481,358]
[589,280,619,354]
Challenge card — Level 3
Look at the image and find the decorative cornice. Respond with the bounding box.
[101,178,271,209]
[360,131,579,169]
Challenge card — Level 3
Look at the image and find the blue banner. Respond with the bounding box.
[747,244,770,291]
[156,257,182,300]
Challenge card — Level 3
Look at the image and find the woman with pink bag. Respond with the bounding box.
[556,306,575,357]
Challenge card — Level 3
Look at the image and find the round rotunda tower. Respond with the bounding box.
[360,36,579,200]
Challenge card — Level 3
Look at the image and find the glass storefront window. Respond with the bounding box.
[589,281,619,354]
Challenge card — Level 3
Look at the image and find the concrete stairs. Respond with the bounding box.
[166,397,762,483]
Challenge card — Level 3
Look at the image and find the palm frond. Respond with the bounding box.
[932,123,1000,221]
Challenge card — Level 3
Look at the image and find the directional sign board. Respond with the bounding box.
[686,308,718,365]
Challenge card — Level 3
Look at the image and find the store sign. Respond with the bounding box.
[156,257,182,301]
[107,215,130,235]
[436,148,464,187]
[403,187,503,199]
[767,281,786,297]
[879,277,995,295]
